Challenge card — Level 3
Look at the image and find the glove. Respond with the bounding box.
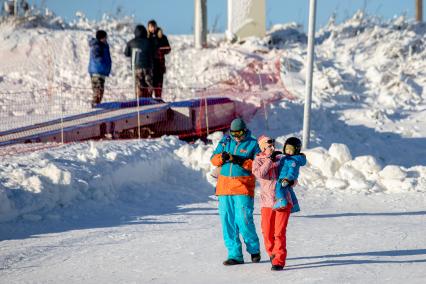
[270,151,282,161]
[280,178,294,188]
[230,155,246,166]
[221,152,231,162]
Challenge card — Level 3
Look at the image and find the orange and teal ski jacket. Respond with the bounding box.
[211,132,261,197]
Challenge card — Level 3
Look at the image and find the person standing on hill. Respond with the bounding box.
[124,25,155,98]
[147,20,171,100]
[147,19,158,40]
[152,27,171,99]
[88,30,111,107]
[210,118,262,266]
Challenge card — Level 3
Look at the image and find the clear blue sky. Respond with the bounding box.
[30,0,424,34]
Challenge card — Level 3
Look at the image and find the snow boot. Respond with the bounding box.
[223,259,244,266]
[251,253,261,263]
[271,265,284,271]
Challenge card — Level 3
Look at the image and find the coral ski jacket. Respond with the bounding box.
[211,132,261,197]
[252,152,281,208]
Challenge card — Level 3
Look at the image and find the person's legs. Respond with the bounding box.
[135,68,147,98]
[273,186,290,210]
[289,188,300,213]
[144,68,154,97]
[272,209,291,267]
[234,195,260,256]
[153,71,164,98]
[218,195,243,262]
[91,75,105,106]
[261,207,275,258]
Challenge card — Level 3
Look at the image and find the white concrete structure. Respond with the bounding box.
[194,0,207,48]
[227,0,266,41]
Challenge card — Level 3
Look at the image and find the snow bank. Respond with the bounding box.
[1,134,425,223]
[301,143,425,194]
[0,137,207,223]
[176,134,426,196]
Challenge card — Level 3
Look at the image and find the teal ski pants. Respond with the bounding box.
[218,195,260,261]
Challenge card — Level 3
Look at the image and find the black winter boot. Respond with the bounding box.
[271,265,284,271]
[251,253,261,263]
[223,259,244,266]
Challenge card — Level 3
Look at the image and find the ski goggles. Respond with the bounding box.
[230,130,245,138]
[266,139,275,145]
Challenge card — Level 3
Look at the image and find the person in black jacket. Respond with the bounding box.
[124,25,155,98]
[147,19,158,40]
[153,27,171,99]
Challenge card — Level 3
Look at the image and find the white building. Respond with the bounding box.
[227,0,266,41]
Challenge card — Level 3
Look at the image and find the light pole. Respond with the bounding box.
[302,0,317,149]
[416,0,423,22]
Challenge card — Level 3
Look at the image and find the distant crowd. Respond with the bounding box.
[88,20,171,107]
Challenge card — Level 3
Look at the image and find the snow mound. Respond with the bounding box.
[301,143,425,194]
[0,137,214,223]
[1,135,425,223]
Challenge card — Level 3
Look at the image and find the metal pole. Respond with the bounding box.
[132,48,141,139]
[194,0,207,48]
[14,0,18,17]
[204,96,210,136]
[227,0,233,35]
[416,0,423,22]
[60,83,64,144]
[302,0,317,150]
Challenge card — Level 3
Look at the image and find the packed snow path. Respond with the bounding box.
[0,192,424,283]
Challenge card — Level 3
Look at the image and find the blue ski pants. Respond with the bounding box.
[218,195,260,261]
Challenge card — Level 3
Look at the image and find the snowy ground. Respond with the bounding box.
[0,138,425,283]
[1,192,425,283]
[1,11,426,283]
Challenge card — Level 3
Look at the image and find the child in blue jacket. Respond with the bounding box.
[274,137,307,211]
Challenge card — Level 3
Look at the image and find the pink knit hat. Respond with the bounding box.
[258,135,273,152]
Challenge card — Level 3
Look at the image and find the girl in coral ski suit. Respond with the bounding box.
[252,136,294,271]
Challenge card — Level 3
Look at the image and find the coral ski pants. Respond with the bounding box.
[261,207,291,266]
[218,195,260,261]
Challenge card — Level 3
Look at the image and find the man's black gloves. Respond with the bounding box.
[221,152,246,166]
[221,152,231,162]
[270,151,282,161]
[231,155,246,166]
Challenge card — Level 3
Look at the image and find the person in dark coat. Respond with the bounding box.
[124,25,155,98]
[88,30,112,107]
[152,27,171,99]
[147,19,158,40]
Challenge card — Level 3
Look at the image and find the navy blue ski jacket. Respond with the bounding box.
[88,38,112,76]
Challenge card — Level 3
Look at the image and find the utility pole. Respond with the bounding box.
[14,0,18,17]
[194,0,207,49]
[416,0,423,22]
[302,0,317,150]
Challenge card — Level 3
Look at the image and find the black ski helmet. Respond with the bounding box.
[283,137,302,155]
